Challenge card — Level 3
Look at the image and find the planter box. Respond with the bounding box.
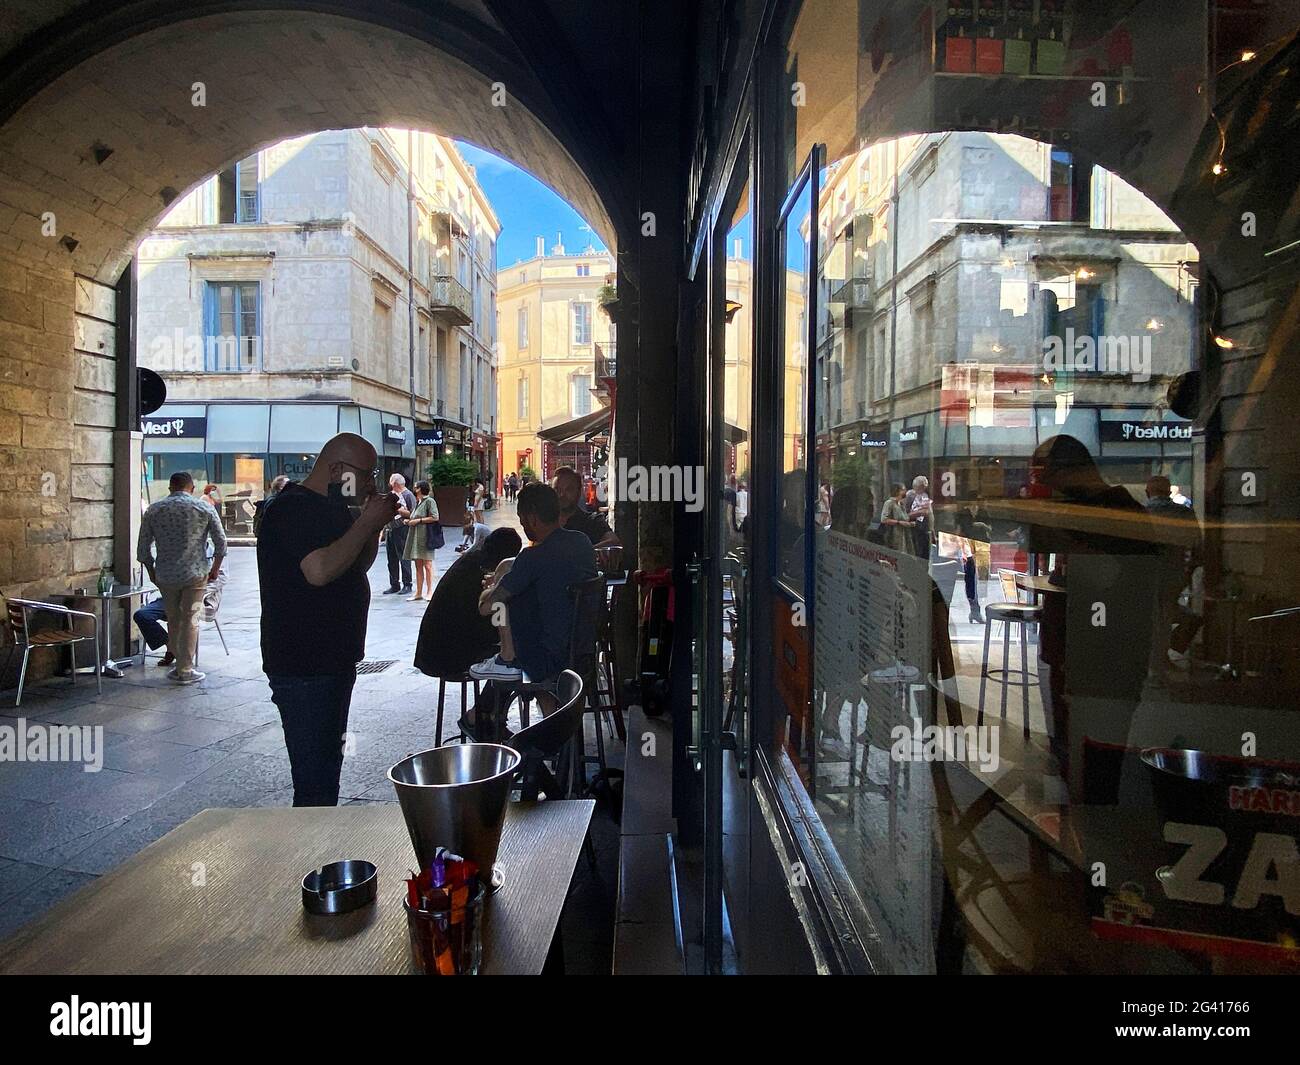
[431,485,472,527]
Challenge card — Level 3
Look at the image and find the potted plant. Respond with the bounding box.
[518,463,538,485]
[425,455,478,527]
[597,282,619,317]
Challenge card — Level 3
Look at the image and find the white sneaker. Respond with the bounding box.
[172,669,206,685]
[469,655,522,681]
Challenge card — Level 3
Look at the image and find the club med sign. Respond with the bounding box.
[141,416,205,439]
[1099,420,1192,443]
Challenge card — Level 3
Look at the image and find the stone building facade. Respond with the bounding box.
[136,127,500,533]
[496,243,616,482]
[815,132,1200,509]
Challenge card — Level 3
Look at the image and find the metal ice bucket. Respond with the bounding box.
[388,744,521,883]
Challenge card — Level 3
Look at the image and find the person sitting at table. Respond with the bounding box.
[471,482,597,683]
[133,558,229,667]
[414,527,522,683]
[551,465,620,548]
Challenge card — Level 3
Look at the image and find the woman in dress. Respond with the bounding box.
[880,483,914,554]
[472,479,487,523]
[402,480,440,601]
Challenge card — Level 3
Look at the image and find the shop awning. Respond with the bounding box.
[538,406,612,444]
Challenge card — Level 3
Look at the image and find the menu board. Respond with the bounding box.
[813,528,936,973]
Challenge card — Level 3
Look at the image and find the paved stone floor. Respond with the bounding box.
[0,501,620,971]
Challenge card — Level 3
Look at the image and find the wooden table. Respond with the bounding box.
[0,801,594,975]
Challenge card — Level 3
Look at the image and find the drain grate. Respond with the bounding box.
[356,659,397,675]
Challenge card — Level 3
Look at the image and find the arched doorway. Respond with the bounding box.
[0,6,632,671]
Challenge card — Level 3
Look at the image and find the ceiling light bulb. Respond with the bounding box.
[1240,50,1256,62]
[1214,335,1235,349]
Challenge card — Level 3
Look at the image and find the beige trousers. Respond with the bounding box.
[160,576,208,675]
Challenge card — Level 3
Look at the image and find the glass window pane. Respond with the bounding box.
[777,178,811,596]
[767,0,1300,976]
[206,403,269,452]
[269,403,338,453]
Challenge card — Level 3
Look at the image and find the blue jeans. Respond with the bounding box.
[267,672,356,806]
[133,597,168,649]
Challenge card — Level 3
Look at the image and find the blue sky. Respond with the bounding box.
[456,142,608,269]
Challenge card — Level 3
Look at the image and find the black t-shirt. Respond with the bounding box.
[562,504,612,545]
[258,482,370,676]
[413,548,499,678]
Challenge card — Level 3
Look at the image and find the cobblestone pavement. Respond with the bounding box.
[0,500,620,969]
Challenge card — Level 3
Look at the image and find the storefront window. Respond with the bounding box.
[761,0,1300,975]
[142,453,206,509]
[209,453,266,536]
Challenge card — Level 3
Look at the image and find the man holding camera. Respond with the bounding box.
[257,432,398,806]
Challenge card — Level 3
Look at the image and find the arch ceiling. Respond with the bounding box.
[0,7,620,283]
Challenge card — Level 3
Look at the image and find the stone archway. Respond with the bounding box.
[0,6,626,660]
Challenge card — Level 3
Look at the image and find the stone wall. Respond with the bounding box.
[0,257,108,686]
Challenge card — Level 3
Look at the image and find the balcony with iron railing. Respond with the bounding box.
[430,275,473,325]
[595,342,617,381]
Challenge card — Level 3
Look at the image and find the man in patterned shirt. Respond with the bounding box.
[137,472,226,684]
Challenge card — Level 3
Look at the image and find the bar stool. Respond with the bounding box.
[978,570,1041,737]
[435,672,480,746]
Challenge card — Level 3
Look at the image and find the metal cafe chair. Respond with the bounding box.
[4,597,101,707]
[471,576,617,795]
[509,669,584,800]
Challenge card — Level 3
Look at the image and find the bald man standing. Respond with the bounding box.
[257,433,397,806]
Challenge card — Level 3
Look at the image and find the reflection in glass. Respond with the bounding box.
[774,0,1300,966]
[777,184,811,595]
[721,191,753,768]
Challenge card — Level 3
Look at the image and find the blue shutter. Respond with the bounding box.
[202,282,218,371]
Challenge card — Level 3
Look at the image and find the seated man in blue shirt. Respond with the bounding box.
[471,482,596,682]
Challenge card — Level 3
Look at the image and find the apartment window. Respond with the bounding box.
[517,306,529,347]
[576,263,591,276]
[459,340,470,420]
[373,298,392,371]
[217,154,259,223]
[1040,264,1110,363]
[572,302,592,346]
[1048,147,1094,223]
[571,373,592,416]
[203,281,260,371]
[517,375,529,423]
[417,319,430,396]
[855,325,869,408]
[435,327,448,414]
